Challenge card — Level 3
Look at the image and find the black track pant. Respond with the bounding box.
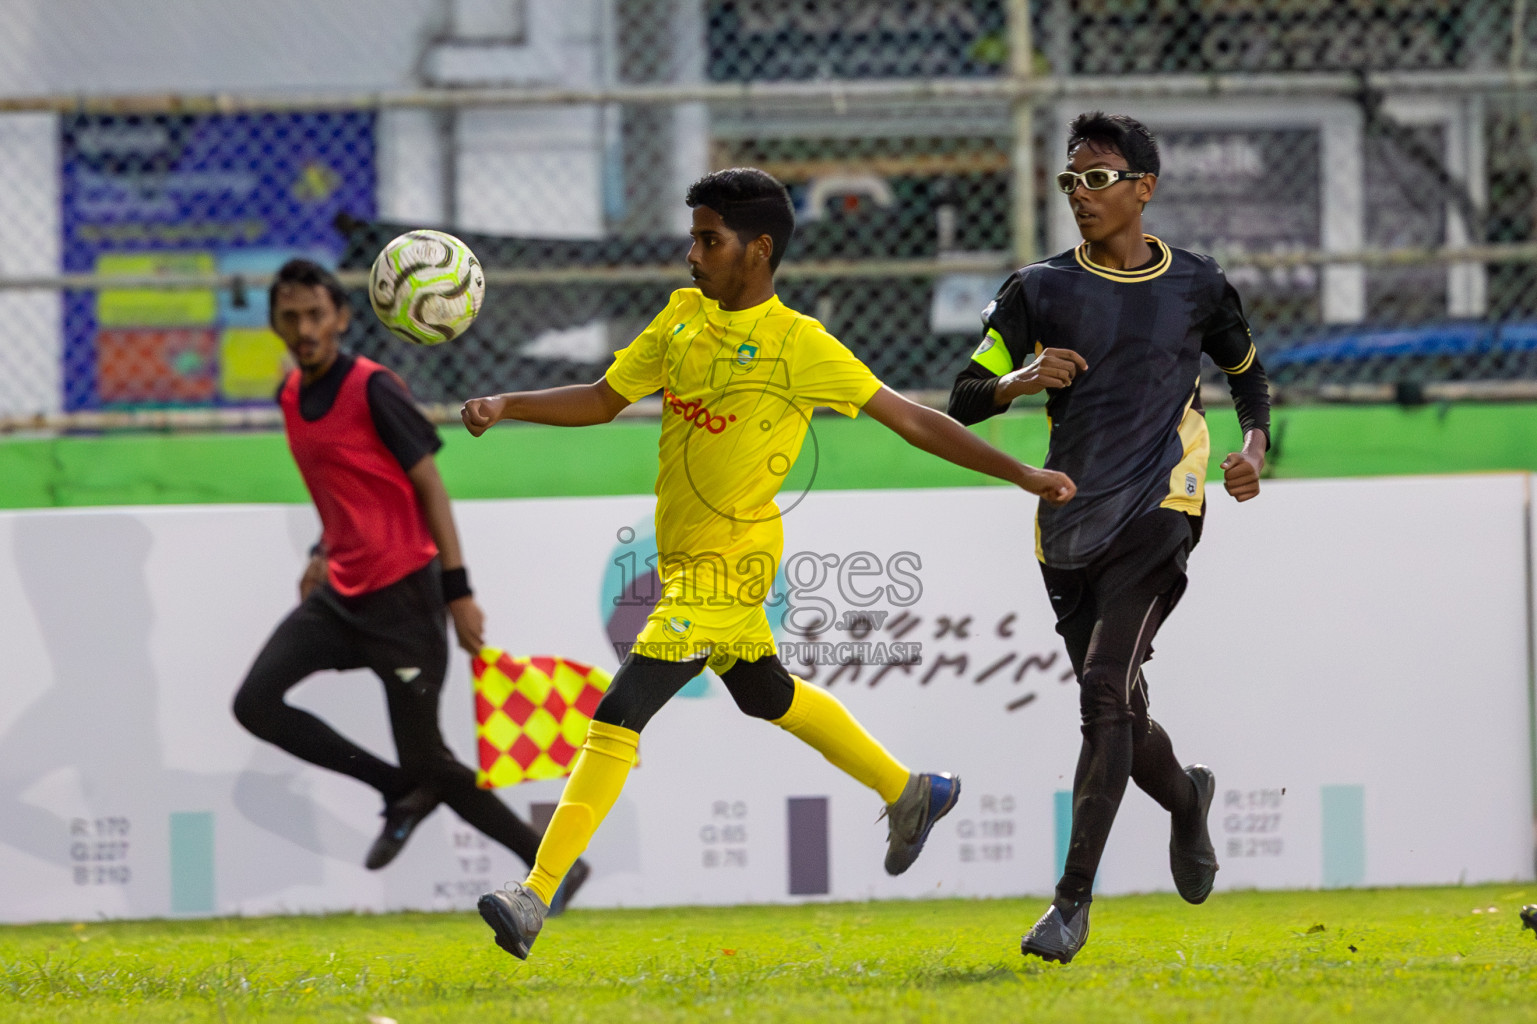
[1040,508,1203,904]
[232,560,541,865]
[591,651,798,732]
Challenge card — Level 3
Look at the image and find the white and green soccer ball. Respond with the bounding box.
[368,229,485,345]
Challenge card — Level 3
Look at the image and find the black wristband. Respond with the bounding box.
[442,566,472,603]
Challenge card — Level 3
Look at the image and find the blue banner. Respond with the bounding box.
[61,112,376,410]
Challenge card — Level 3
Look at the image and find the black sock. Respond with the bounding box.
[1131,718,1197,827]
[386,781,436,809]
[1055,720,1133,903]
[1052,894,1092,923]
[430,762,544,866]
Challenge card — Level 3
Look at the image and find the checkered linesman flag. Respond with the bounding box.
[473,648,613,789]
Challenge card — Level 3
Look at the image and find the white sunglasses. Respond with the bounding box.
[1055,168,1151,195]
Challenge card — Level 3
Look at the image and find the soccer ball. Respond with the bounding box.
[368,229,485,345]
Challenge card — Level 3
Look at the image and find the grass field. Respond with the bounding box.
[3,885,1534,1023]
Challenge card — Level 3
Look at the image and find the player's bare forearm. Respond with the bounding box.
[1219,429,1267,503]
[461,378,631,435]
[407,455,465,569]
[863,386,1075,505]
[407,455,486,651]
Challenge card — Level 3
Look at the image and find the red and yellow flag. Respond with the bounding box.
[473,648,612,789]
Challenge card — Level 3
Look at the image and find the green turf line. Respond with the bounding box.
[2,886,1535,1023]
[8,402,1537,509]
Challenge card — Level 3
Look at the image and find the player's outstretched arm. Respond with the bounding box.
[1219,428,1267,502]
[863,386,1075,506]
[461,378,632,435]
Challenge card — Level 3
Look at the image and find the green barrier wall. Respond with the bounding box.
[4,403,1537,509]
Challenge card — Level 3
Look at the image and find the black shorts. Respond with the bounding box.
[592,651,798,733]
[238,558,448,721]
[295,559,449,693]
[1039,508,1200,727]
[234,558,455,781]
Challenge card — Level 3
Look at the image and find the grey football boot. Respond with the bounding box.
[882,772,961,875]
[1021,900,1091,964]
[1170,764,1219,904]
[478,882,548,960]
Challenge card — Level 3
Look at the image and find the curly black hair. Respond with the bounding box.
[685,167,795,270]
[1067,111,1161,177]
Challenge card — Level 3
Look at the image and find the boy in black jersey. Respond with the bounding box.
[949,113,1271,963]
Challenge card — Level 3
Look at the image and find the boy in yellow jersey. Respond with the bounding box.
[461,168,1075,960]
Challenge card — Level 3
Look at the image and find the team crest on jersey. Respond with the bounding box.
[733,342,759,370]
[665,616,694,639]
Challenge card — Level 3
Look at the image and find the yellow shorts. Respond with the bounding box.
[631,579,777,673]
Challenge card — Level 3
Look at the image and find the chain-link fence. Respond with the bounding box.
[2,0,1536,427]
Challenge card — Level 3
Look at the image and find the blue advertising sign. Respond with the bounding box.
[60,112,376,410]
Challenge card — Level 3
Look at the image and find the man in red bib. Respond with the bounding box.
[233,260,583,901]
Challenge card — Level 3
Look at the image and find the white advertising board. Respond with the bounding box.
[0,475,1531,923]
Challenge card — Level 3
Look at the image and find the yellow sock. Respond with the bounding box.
[524,720,638,905]
[772,677,910,805]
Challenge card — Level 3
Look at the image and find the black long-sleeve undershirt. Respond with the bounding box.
[948,360,1007,427]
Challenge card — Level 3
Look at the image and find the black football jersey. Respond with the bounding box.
[948,237,1269,569]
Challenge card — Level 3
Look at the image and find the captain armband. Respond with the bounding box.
[971,328,1015,377]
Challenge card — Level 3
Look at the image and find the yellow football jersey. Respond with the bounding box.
[606,288,880,653]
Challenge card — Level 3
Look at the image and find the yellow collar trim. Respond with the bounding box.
[703,292,783,326]
[1073,235,1171,283]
